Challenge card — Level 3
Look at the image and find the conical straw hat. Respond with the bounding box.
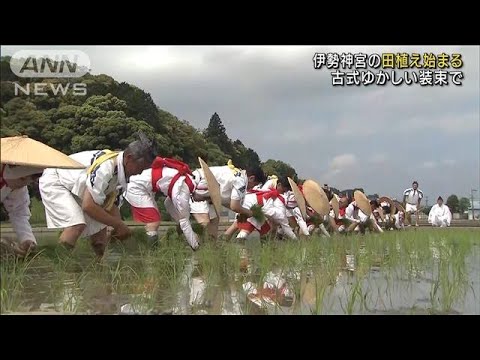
[198,157,223,217]
[393,200,406,214]
[330,195,339,218]
[287,177,307,220]
[376,207,385,221]
[379,196,395,216]
[1,136,85,169]
[302,179,330,217]
[353,190,372,216]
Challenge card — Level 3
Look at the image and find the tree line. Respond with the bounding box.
[0,56,297,221]
[2,56,473,221]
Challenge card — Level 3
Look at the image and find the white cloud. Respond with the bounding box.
[442,159,456,166]
[422,161,437,169]
[0,45,478,203]
[330,153,357,169]
[323,154,358,184]
[369,153,388,164]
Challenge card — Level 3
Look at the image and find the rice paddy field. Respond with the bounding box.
[1,228,479,315]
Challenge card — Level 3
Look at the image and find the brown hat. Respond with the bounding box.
[1,136,85,169]
[376,207,385,221]
[198,157,223,217]
[353,190,372,216]
[379,196,395,216]
[393,200,406,213]
[288,177,307,220]
[330,195,339,218]
[302,179,330,217]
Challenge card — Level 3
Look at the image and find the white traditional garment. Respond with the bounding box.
[39,150,127,237]
[124,168,199,250]
[1,183,36,244]
[260,178,277,191]
[428,204,452,227]
[345,202,370,223]
[1,164,43,244]
[394,212,405,230]
[283,190,309,236]
[238,192,297,240]
[190,165,247,218]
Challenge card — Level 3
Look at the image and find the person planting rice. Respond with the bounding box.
[235,176,297,240]
[253,175,278,191]
[379,197,406,230]
[123,156,206,250]
[283,182,311,237]
[1,165,48,255]
[300,180,336,237]
[39,132,156,257]
[190,159,266,239]
[344,191,383,234]
[1,136,85,257]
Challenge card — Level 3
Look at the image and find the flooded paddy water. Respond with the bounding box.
[1,228,479,315]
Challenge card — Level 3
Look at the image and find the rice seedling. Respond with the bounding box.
[0,228,477,315]
[1,251,43,313]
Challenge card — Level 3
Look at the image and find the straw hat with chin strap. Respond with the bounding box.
[287,177,307,220]
[379,196,396,216]
[1,136,85,169]
[353,190,372,216]
[302,179,330,217]
[330,195,340,218]
[393,200,406,214]
[198,157,223,217]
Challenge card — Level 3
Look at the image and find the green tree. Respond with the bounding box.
[446,194,459,213]
[203,112,235,157]
[204,142,229,166]
[71,116,155,153]
[232,139,261,169]
[261,159,298,181]
[112,82,164,132]
[2,98,52,141]
[422,206,432,215]
[459,197,470,213]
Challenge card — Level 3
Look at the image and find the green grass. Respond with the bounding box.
[0,228,478,314]
[29,197,47,225]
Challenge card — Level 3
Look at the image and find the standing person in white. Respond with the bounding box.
[39,135,156,257]
[428,196,452,227]
[1,165,44,255]
[403,181,424,226]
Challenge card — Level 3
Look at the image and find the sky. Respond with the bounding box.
[1,45,479,204]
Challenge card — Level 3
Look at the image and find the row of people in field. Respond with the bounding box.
[1,135,451,258]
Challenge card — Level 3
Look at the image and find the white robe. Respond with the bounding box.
[124,168,199,249]
[345,202,370,223]
[238,193,297,240]
[428,204,452,227]
[394,212,405,229]
[190,165,247,218]
[1,185,36,244]
[284,191,309,235]
[39,150,127,237]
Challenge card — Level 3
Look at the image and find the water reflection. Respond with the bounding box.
[1,232,479,315]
